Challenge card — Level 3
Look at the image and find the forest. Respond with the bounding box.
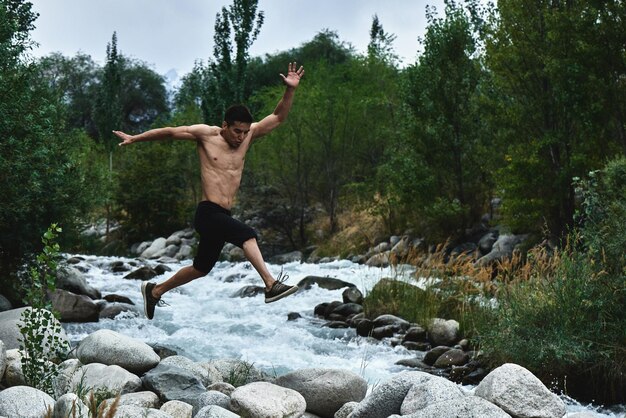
[1,0,624,404]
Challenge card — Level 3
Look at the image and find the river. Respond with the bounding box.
[62,254,625,417]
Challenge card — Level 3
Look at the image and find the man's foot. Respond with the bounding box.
[265,271,299,303]
[141,282,160,319]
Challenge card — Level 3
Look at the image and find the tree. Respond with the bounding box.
[0,0,103,302]
[201,0,264,124]
[379,1,490,239]
[484,0,626,237]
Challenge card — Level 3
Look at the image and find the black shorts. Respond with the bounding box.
[192,201,257,274]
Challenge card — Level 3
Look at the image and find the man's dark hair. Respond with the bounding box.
[224,104,253,126]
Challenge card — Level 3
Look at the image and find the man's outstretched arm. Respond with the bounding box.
[252,62,305,140]
[114,125,208,146]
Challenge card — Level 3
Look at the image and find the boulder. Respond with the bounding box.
[335,401,358,418]
[0,386,55,418]
[188,391,231,415]
[99,302,141,319]
[161,400,193,418]
[400,374,465,414]
[230,381,306,418]
[107,405,172,418]
[67,363,142,395]
[175,244,193,260]
[206,358,270,385]
[0,294,12,312]
[475,363,566,418]
[124,266,159,281]
[427,318,460,346]
[423,346,452,366]
[207,382,236,397]
[297,276,355,291]
[365,251,390,267]
[49,289,101,322]
[2,349,25,386]
[140,238,167,258]
[77,329,160,374]
[400,395,512,418]
[275,368,367,418]
[348,371,433,418]
[103,294,134,304]
[0,307,69,350]
[101,391,160,409]
[478,231,499,255]
[160,355,219,387]
[231,285,265,298]
[53,359,82,398]
[53,393,89,418]
[342,287,364,304]
[141,363,206,403]
[56,265,101,299]
[373,314,411,330]
[331,303,363,317]
[433,348,469,368]
[403,326,428,343]
[195,405,240,418]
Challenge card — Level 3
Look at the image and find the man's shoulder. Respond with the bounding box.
[188,124,221,138]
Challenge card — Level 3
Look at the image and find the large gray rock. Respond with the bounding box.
[161,400,192,418]
[67,363,142,395]
[2,349,25,386]
[53,393,89,418]
[188,391,231,415]
[77,329,160,373]
[0,294,12,312]
[335,402,359,418]
[53,358,82,398]
[372,314,411,330]
[142,363,206,402]
[348,371,433,418]
[141,238,167,258]
[427,318,460,346]
[101,391,160,409]
[49,289,101,322]
[0,386,55,418]
[195,405,240,418]
[57,265,101,299]
[275,368,367,418]
[400,374,465,414]
[161,355,219,387]
[398,395,512,418]
[270,251,303,264]
[108,405,172,418]
[99,302,141,319]
[230,381,306,418]
[205,358,270,385]
[0,307,69,350]
[297,276,356,291]
[475,363,566,418]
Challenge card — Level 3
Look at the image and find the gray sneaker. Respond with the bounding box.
[265,271,299,303]
[141,282,162,319]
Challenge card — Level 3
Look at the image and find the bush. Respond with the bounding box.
[474,158,626,404]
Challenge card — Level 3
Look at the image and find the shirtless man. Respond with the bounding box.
[113,62,304,319]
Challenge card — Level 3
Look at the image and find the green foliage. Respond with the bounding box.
[18,224,70,396]
[472,158,626,403]
[378,1,491,240]
[115,140,198,242]
[484,0,626,237]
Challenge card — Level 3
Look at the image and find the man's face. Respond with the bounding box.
[222,121,251,148]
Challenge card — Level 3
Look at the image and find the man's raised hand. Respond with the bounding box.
[280,62,304,89]
[113,130,134,146]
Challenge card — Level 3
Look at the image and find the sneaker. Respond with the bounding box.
[265,271,299,303]
[141,282,160,319]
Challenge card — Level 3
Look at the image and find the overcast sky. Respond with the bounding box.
[29,0,446,78]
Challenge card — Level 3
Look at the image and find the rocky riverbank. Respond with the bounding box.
[0,322,569,417]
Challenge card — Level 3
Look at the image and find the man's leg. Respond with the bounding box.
[242,238,275,290]
[152,265,206,298]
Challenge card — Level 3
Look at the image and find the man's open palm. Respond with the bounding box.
[280,62,305,88]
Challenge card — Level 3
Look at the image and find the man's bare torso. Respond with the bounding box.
[194,125,252,210]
